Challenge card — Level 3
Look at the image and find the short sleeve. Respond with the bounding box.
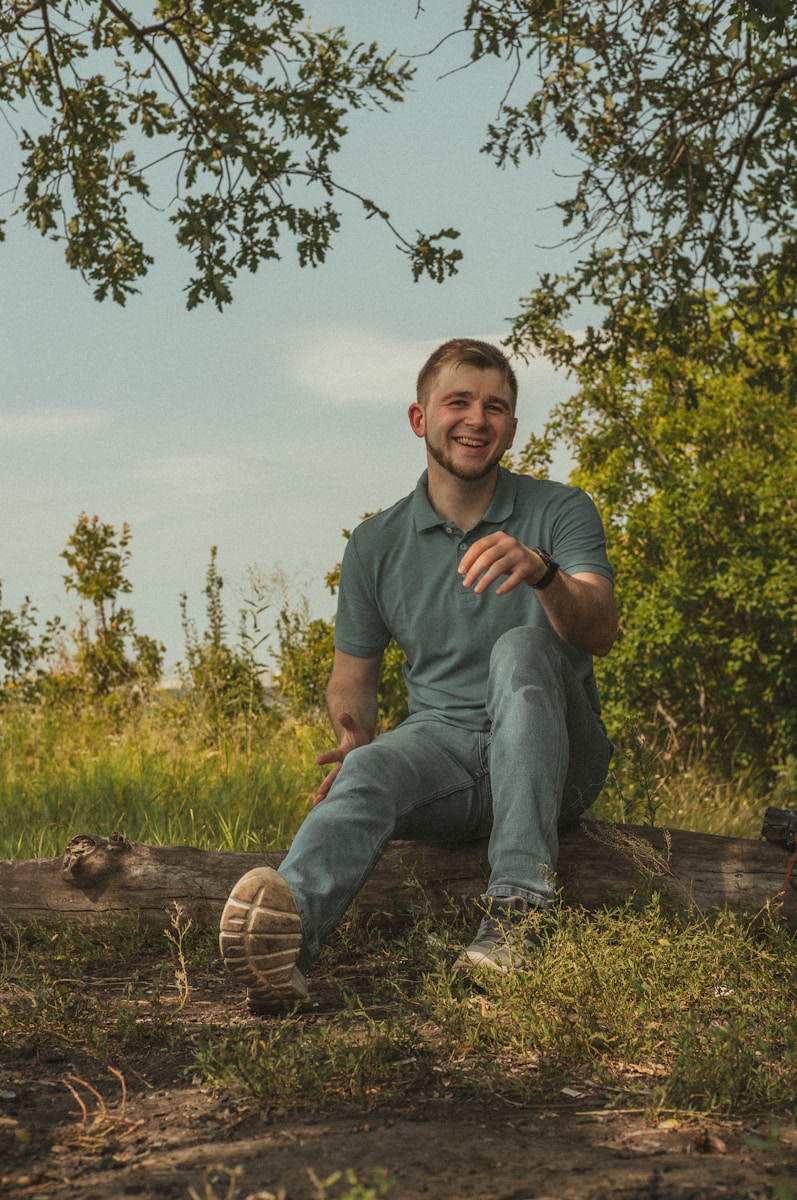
[551,488,613,582]
[333,531,392,658]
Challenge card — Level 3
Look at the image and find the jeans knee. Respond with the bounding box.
[489,625,560,677]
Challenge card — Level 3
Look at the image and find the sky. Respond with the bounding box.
[0,3,583,674]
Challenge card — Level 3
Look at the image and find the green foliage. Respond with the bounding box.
[5,898,797,1138]
[0,1,461,307]
[194,1006,417,1105]
[531,302,797,773]
[4,0,794,340]
[309,1168,394,1200]
[601,715,666,828]
[274,520,409,731]
[1,514,162,700]
[3,694,797,1131]
[0,584,62,696]
[61,513,164,694]
[275,600,335,720]
[275,604,408,732]
[191,897,797,1116]
[179,546,268,735]
[460,0,797,364]
[0,587,38,683]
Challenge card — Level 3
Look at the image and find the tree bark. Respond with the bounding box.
[0,821,794,931]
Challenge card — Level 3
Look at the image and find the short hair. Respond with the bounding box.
[416,338,519,411]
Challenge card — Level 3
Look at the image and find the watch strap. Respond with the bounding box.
[531,547,559,591]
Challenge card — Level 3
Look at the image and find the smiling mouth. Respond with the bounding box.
[454,437,488,448]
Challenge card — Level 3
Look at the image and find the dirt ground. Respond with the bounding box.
[2,961,795,1200]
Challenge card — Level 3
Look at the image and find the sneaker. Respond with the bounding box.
[219,866,308,1011]
[453,896,542,974]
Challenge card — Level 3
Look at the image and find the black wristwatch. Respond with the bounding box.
[531,547,559,590]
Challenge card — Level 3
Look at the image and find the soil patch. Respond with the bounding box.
[1,954,794,1200]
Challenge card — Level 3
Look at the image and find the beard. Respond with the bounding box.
[425,436,507,482]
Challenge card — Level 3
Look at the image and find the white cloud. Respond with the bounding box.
[284,323,573,412]
[285,324,421,405]
[132,454,262,497]
[0,408,111,438]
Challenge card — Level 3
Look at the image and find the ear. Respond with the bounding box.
[408,402,426,439]
[506,416,518,451]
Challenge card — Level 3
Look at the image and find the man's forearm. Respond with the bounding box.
[326,691,378,743]
[326,652,384,744]
[457,534,616,657]
[535,571,617,657]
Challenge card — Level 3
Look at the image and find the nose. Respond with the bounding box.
[464,402,489,427]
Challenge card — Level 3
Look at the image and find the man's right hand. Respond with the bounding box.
[313,711,370,806]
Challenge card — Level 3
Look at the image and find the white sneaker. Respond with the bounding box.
[219,866,307,1011]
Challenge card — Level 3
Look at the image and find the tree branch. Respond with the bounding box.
[39,0,73,123]
[97,0,220,150]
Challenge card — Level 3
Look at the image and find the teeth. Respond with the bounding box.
[456,438,486,447]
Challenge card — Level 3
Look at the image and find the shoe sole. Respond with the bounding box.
[219,866,308,1009]
[453,947,509,974]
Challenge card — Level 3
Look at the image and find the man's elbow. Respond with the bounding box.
[592,621,618,658]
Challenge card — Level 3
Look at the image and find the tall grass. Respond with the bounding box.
[590,717,780,841]
[1,692,788,860]
[0,694,326,859]
[1,696,782,864]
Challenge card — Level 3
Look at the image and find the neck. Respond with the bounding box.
[425,461,500,532]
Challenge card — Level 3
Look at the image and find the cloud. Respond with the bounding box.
[285,325,421,405]
[284,324,573,412]
[132,454,263,497]
[0,408,111,438]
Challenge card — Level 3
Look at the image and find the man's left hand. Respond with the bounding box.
[458,533,547,595]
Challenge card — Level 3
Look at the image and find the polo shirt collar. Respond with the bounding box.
[412,466,517,532]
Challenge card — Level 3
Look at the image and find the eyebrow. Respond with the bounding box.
[440,389,513,411]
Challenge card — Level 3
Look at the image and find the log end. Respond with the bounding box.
[62,832,133,883]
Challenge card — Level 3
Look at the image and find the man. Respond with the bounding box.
[220,338,617,1010]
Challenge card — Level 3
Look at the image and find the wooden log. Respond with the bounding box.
[0,821,794,931]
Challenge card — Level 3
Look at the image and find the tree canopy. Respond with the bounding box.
[458,0,797,363]
[524,300,797,771]
[4,0,797,334]
[0,0,461,308]
[4,1,797,774]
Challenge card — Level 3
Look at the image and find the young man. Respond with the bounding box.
[220,338,617,1009]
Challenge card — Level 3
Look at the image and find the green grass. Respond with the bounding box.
[0,694,327,858]
[198,896,797,1115]
[1,692,786,860]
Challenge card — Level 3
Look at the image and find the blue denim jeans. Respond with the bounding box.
[280,626,612,968]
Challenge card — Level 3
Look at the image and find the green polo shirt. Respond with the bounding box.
[334,467,613,730]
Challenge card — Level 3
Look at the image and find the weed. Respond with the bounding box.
[3,695,797,1127]
[193,1007,419,1109]
[0,697,320,859]
[59,1068,143,1152]
[601,714,667,826]
[185,1165,393,1200]
[309,1167,394,1199]
[163,903,192,1011]
[0,915,187,1068]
